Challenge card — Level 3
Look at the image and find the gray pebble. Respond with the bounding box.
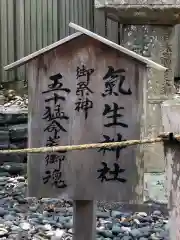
[112,224,122,235]
[0,208,8,217]
[136,212,148,217]
[4,215,16,221]
[0,174,170,240]
[153,210,162,216]
[96,211,110,218]
[130,228,142,238]
[19,222,31,230]
[121,236,133,240]
[0,228,8,237]
[111,211,122,218]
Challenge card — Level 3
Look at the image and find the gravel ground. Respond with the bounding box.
[0,175,170,240]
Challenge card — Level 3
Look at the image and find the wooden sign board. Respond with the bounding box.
[27,34,146,202]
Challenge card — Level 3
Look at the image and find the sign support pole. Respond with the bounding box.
[73,200,96,240]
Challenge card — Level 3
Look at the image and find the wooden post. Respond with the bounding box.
[73,200,96,240]
[161,97,180,240]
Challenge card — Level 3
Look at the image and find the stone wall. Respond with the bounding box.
[0,106,27,176]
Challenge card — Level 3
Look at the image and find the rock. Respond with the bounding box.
[16,176,25,182]
[158,230,169,239]
[96,211,110,218]
[4,215,16,221]
[68,228,73,234]
[0,228,8,237]
[150,233,160,240]
[101,230,113,238]
[19,222,31,230]
[97,228,113,238]
[0,173,10,178]
[120,212,132,218]
[105,221,113,230]
[45,230,54,237]
[136,212,148,217]
[0,106,27,126]
[54,229,65,237]
[130,228,142,238]
[14,197,27,204]
[152,227,164,233]
[111,211,122,218]
[133,218,140,225]
[0,114,6,126]
[4,220,14,227]
[121,221,131,227]
[0,143,24,163]
[0,128,9,144]
[152,210,162,216]
[29,205,39,212]
[63,219,73,229]
[141,216,153,223]
[9,123,27,142]
[120,236,133,240]
[112,224,122,235]
[0,163,27,175]
[43,224,52,231]
[121,226,131,233]
[137,226,151,238]
[0,207,8,217]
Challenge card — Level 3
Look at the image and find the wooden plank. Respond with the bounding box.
[7,0,15,81]
[24,0,31,80]
[73,0,78,29]
[66,0,71,35]
[84,0,89,29]
[69,22,167,71]
[27,34,145,202]
[78,0,83,27]
[47,0,53,45]
[31,0,37,52]
[0,0,8,82]
[37,0,43,50]
[68,0,75,35]
[25,0,31,54]
[73,200,96,240]
[89,0,94,31]
[42,0,48,47]
[161,99,180,240]
[4,32,82,71]
[59,0,67,38]
[16,0,25,82]
[52,0,58,42]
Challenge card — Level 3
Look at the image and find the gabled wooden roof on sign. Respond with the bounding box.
[4,22,167,72]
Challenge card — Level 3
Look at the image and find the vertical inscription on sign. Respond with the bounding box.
[42,73,70,188]
[75,65,94,119]
[102,66,132,97]
[97,66,132,183]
